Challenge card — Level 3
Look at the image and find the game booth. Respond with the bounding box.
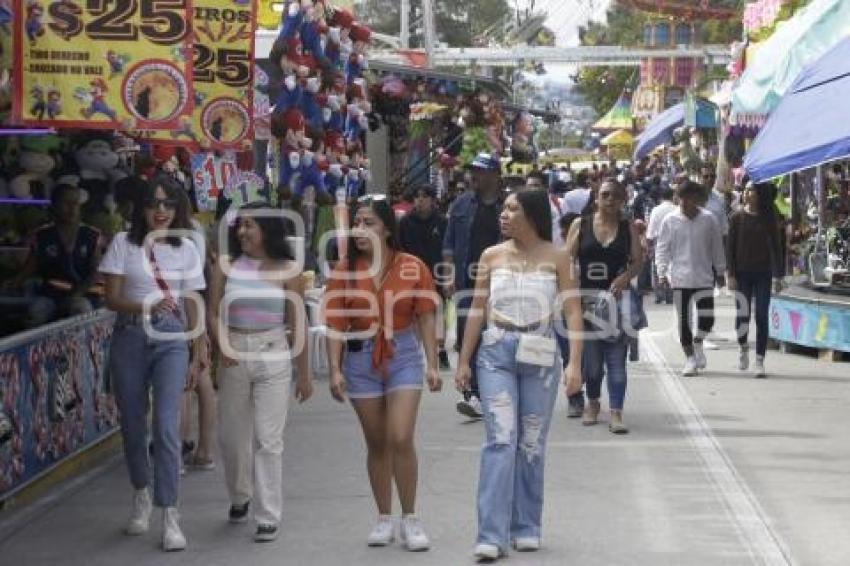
[743,37,850,357]
[0,0,369,502]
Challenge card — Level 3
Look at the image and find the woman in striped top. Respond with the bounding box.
[207,203,313,542]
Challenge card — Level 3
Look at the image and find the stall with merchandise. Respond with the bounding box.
[742,36,850,356]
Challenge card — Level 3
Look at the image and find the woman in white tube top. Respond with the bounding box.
[454,188,583,560]
[207,203,313,543]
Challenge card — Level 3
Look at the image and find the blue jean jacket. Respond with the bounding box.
[443,191,490,290]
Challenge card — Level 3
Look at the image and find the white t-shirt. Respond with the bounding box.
[99,232,206,304]
[647,200,677,241]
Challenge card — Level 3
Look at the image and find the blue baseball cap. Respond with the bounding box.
[471,153,501,172]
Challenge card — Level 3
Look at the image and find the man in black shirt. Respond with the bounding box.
[9,184,102,327]
[399,185,450,368]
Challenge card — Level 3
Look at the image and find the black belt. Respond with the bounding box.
[492,320,545,333]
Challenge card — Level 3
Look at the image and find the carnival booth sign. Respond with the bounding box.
[143,0,256,150]
[223,170,264,208]
[13,0,194,129]
[192,151,237,212]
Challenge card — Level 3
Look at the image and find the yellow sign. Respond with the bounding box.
[141,0,256,151]
[14,0,194,129]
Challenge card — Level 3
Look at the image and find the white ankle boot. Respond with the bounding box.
[125,488,152,535]
[162,507,186,551]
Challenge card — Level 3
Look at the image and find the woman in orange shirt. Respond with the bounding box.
[323,195,442,551]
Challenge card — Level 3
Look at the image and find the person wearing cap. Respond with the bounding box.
[400,185,450,370]
[443,153,504,419]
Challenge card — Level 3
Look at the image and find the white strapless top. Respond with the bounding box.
[488,268,558,327]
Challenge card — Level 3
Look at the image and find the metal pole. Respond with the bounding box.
[400,0,410,49]
[422,0,436,68]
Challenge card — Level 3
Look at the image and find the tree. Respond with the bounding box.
[574,4,642,118]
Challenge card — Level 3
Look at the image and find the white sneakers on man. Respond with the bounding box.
[162,507,186,551]
[367,515,395,546]
[693,343,707,369]
[682,357,698,377]
[738,347,749,371]
[125,488,152,535]
[754,356,766,378]
[400,515,430,551]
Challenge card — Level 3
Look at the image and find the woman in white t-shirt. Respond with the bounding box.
[99,174,206,552]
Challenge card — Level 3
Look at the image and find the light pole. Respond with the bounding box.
[422,0,436,68]
[400,0,410,49]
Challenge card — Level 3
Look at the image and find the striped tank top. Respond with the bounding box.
[224,256,286,330]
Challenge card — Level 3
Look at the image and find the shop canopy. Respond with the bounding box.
[744,37,850,182]
[601,129,634,147]
[730,0,850,125]
[592,91,634,131]
[633,103,684,161]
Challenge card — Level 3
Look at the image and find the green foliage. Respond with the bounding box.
[575,67,634,117]
[702,19,743,44]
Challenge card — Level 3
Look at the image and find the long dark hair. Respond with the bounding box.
[347,196,401,273]
[513,188,552,242]
[127,174,191,247]
[228,202,294,261]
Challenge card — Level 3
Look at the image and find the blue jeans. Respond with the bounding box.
[456,292,480,400]
[475,327,560,548]
[110,312,189,507]
[735,271,772,356]
[584,335,628,410]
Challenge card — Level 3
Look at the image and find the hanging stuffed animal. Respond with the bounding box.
[271,108,307,198]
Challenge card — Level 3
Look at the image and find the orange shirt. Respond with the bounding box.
[323,251,438,372]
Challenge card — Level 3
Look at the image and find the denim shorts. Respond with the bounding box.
[343,327,424,399]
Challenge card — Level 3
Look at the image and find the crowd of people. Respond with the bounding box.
[0,148,786,560]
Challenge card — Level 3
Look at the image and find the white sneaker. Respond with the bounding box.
[693,343,707,369]
[513,536,541,551]
[738,347,749,371]
[682,357,698,377]
[367,515,395,546]
[456,396,483,419]
[754,356,766,378]
[400,515,430,551]
[162,507,186,552]
[474,543,505,560]
[125,488,152,535]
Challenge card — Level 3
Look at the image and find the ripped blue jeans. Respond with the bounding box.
[475,327,561,549]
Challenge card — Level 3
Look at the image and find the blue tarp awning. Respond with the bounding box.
[743,37,850,182]
[633,104,684,161]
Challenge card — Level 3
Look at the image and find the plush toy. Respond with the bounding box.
[344,103,368,146]
[73,136,126,230]
[300,75,324,131]
[279,0,306,42]
[272,108,307,197]
[296,150,329,199]
[9,144,55,199]
[299,1,327,66]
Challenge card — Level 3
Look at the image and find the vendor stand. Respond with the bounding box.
[743,37,850,355]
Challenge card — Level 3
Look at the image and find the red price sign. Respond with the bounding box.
[192,151,236,211]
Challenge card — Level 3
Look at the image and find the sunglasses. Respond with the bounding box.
[144,197,178,210]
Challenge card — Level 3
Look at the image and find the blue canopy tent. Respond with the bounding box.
[633,98,718,161]
[633,104,684,161]
[744,37,850,182]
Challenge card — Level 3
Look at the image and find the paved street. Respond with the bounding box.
[1,297,849,566]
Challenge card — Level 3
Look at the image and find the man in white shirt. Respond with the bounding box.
[656,180,727,376]
[646,186,677,304]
